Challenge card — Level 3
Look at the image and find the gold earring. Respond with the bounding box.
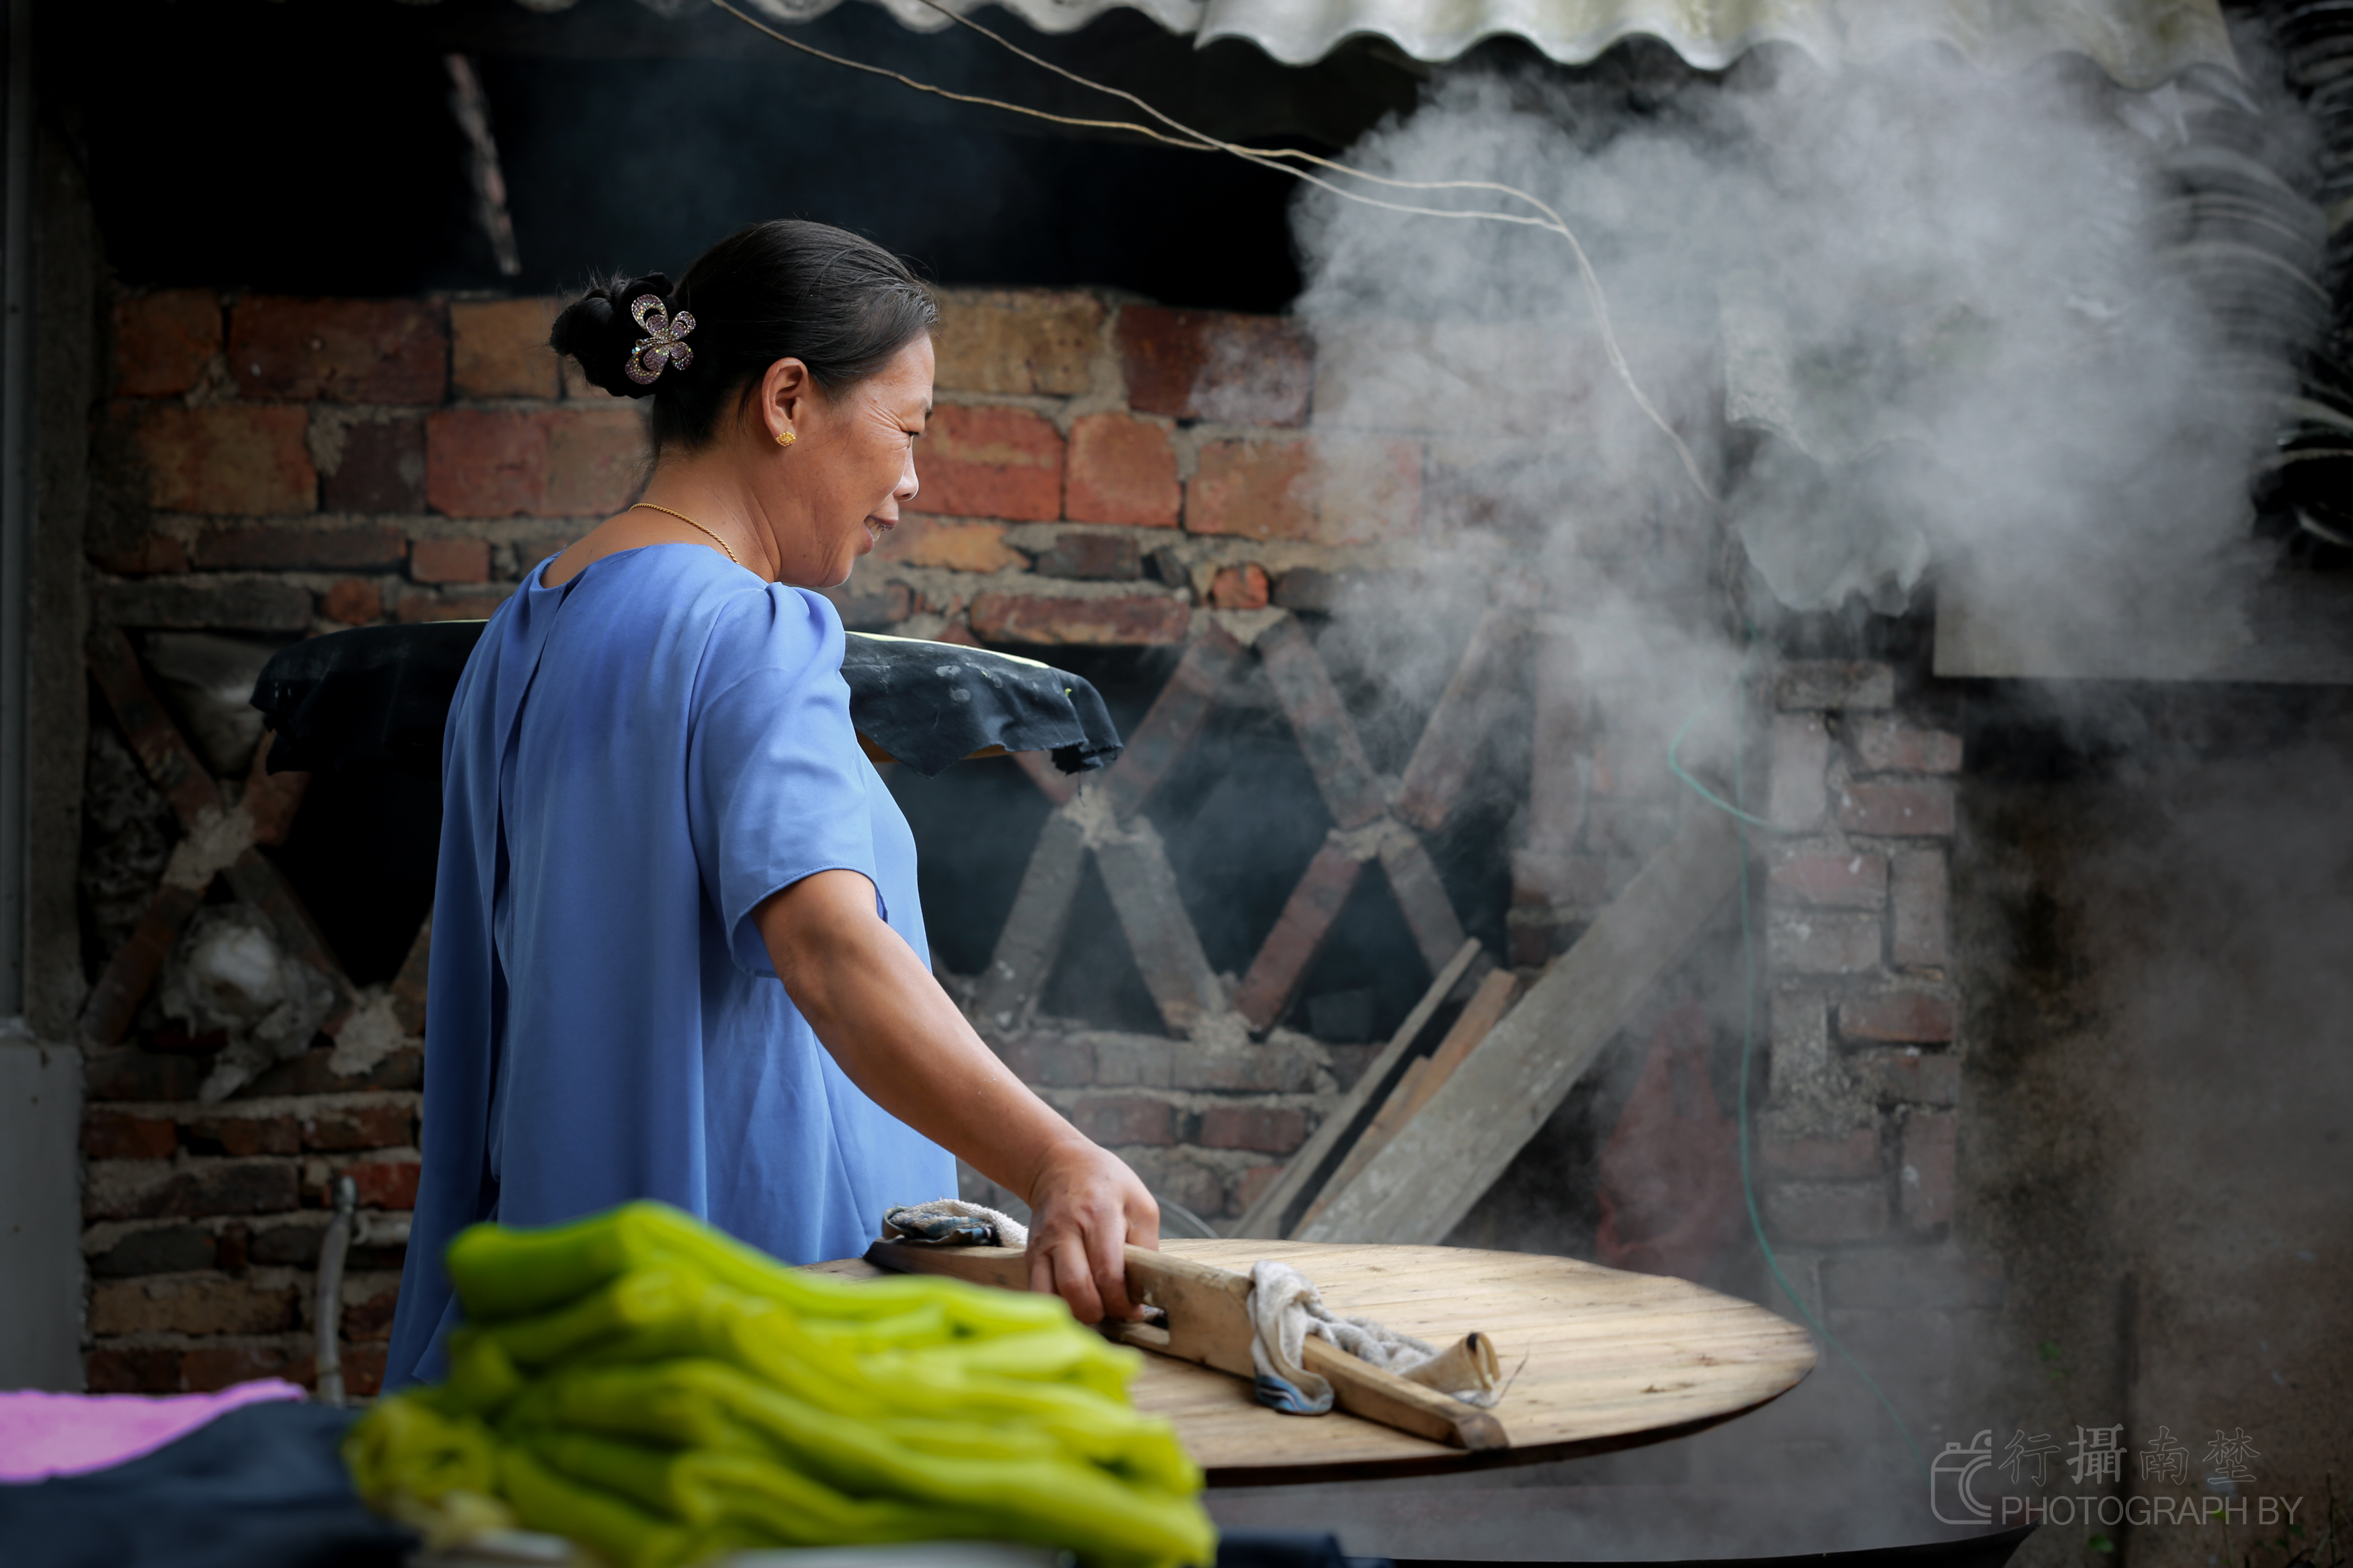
[775,429,796,448]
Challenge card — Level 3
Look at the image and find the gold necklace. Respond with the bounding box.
[630,501,740,566]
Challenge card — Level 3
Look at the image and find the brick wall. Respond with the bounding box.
[80,282,1442,1394]
[1755,657,1999,1429]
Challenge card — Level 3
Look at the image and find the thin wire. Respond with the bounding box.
[706,0,1720,507]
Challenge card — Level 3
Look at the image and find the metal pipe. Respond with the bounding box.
[315,1176,356,1407]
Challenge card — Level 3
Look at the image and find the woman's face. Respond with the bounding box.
[772,334,934,589]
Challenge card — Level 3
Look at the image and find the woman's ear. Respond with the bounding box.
[760,357,815,442]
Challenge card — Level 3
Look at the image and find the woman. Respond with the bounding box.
[383,220,1157,1389]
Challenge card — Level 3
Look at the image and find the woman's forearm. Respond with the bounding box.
[755,869,1084,1198]
[752,869,1158,1321]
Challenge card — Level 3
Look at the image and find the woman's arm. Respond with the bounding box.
[753,868,1159,1322]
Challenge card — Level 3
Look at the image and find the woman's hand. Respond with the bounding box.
[1021,1139,1160,1324]
[756,869,1162,1325]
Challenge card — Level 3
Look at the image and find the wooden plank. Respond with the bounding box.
[823,1238,1818,1481]
[1375,829,1467,976]
[1256,616,1385,831]
[86,628,223,828]
[1227,938,1484,1240]
[1103,626,1244,823]
[1093,816,1225,1037]
[77,883,203,1047]
[1298,807,1744,1244]
[1395,611,1520,835]
[1231,839,1363,1033]
[973,802,1090,1032]
[1297,968,1520,1228]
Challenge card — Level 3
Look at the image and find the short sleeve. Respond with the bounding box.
[685,587,880,975]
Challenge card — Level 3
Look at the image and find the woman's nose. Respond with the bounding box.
[897,450,920,503]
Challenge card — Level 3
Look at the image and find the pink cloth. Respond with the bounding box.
[0,1379,307,1483]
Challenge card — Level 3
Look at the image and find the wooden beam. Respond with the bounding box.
[1375,829,1468,976]
[1297,807,1744,1245]
[1396,611,1520,835]
[1093,815,1225,1037]
[1256,616,1386,831]
[972,801,1090,1032]
[1297,967,1521,1229]
[1231,837,1363,1034]
[1226,937,1485,1239]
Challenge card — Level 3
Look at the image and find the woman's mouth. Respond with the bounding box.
[862,515,893,544]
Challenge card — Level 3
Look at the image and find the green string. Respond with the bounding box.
[1671,654,1929,1477]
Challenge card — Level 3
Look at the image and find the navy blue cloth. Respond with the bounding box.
[386,544,955,1389]
[0,1401,413,1568]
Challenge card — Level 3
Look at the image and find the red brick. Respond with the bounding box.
[339,1276,403,1342]
[321,579,383,625]
[91,1275,300,1336]
[228,296,447,404]
[323,418,427,513]
[115,289,222,397]
[1034,532,1141,581]
[1198,1104,1309,1154]
[1064,413,1179,527]
[1070,1094,1174,1147]
[247,1045,422,1097]
[96,576,316,632]
[1837,781,1956,837]
[1901,1109,1956,1229]
[1853,1050,1961,1106]
[89,532,191,576]
[184,1113,301,1157]
[1209,564,1270,610]
[340,1343,388,1399]
[180,1343,312,1394]
[1851,718,1962,774]
[426,409,548,518]
[1000,1035,1094,1087]
[397,589,512,624]
[1230,1163,1287,1219]
[301,1103,415,1151]
[1767,910,1882,975]
[87,1346,183,1394]
[1768,713,1829,831]
[1769,852,1887,909]
[340,1159,422,1209]
[1765,1181,1888,1243]
[1890,851,1950,968]
[450,297,559,399]
[1776,661,1893,711]
[967,591,1190,646]
[1839,990,1954,1043]
[875,515,1024,573]
[545,407,647,517]
[1185,436,1420,545]
[818,580,914,632]
[83,1112,178,1161]
[932,289,1103,396]
[85,1159,301,1221]
[189,523,406,572]
[1116,306,1313,426]
[85,1050,203,1103]
[410,536,490,584]
[919,405,1064,522]
[132,404,317,516]
[1759,1126,1882,1180]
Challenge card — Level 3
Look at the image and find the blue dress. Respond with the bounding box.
[383,544,956,1389]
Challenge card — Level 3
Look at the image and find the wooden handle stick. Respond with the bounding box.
[865,1239,1509,1452]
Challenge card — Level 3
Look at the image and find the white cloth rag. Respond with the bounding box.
[880,1198,1030,1249]
[1245,1260,1499,1414]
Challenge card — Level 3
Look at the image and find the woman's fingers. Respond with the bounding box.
[1040,1235,1105,1324]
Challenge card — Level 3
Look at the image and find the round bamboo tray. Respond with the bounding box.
[813,1239,1817,1484]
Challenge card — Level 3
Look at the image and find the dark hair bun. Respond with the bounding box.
[549,273,679,399]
